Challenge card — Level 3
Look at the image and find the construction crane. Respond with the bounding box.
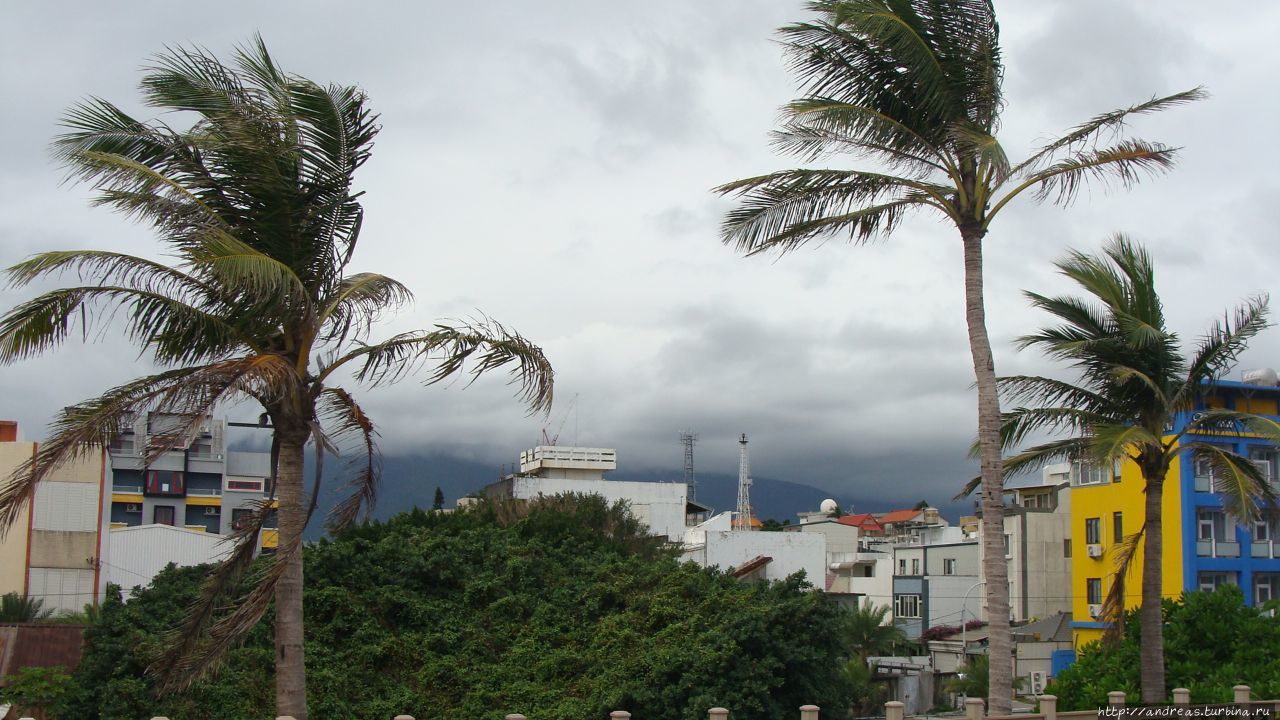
[679,431,697,500]
[540,394,579,446]
[734,433,756,530]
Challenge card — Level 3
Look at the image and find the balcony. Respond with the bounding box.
[1253,541,1276,559]
[112,483,143,494]
[186,486,223,497]
[1196,538,1240,558]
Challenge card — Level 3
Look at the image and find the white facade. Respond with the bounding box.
[984,463,1073,621]
[508,475,689,542]
[106,524,233,596]
[682,513,827,584]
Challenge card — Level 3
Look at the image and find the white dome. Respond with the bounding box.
[819,498,839,514]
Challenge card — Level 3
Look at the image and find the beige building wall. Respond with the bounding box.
[0,440,34,595]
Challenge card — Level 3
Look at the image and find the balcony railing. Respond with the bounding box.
[186,487,223,497]
[112,484,143,494]
[1196,538,1240,557]
[1253,540,1275,559]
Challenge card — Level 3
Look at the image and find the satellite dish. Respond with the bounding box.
[820,498,839,515]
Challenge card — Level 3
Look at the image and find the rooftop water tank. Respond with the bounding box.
[1243,368,1279,387]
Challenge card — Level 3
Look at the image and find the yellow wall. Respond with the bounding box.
[1071,453,1185,647]
[0,441,34,595]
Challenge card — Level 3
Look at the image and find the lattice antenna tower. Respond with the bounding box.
[679,431,698,501]
[735,433,754,530]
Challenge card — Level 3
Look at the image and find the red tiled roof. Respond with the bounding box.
[837,513,883,531]
[732,555,772,578]
[877,508,923,524]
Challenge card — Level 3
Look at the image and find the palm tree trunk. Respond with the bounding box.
[275,430,309,720]
[1140,476,1166,703]
[961,227,1013,716]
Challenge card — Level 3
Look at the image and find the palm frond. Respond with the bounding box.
[948,119,1010,184]
[773,98,953,175]
[1183,443,1277,525]
[325,318,554,415]
[1100,521,1145,645]
[319,388,380,530]
[318,273,413,346]
[995,375,1111,412]
[715,168,953,254]
[1174,296,1270,409]
[1008,88,1205,177]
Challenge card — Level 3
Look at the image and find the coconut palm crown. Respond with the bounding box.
[0,38,552,720]
[714,1,1200,711]
[993,235,1278,702]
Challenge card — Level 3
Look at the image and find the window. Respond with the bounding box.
[1113,512,1124,543]
[1256,520,1272,542]
[943,558,957,575]
[231,508,253,531]
[1199,572,1236,593]
[153,505,175,526]
[1075,460,1120,486]
[1086,578,1102,605]
[1249,447,1278,485]
[1004,533,1012,556]
[898,559,906,575]
[911,558,920,575]
[1256,575,1276,605]
[1064,539,1072,558]
[894,594,921,618]
[226,478,265,493]
[144,470,185,496]
[1085,517,1101,544]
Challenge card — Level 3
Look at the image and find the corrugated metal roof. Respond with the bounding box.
[0,625,86,679]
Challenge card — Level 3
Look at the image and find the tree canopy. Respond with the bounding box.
[61,495,854,720]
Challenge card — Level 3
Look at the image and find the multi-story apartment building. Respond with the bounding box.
[891,525,982,640]
[979,465,1073,623]
[107,413,277,550]
[1070,378,1280,645]
[0,420,110,614]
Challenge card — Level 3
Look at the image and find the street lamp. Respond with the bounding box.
[960,580,986,666]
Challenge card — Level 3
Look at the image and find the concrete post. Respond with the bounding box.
[1234,685,1251,704]
[1108,691,1126,708]
[965,697,985,720]
[1039,694,1057,720]
[395,716,416,720]
[275,717,297,720]
[708,708,729,720]
[885,700,905,720]
[1172,689,1191,706]
[611,711,632,720]
[506,715,528,720]
[800,704,820,720]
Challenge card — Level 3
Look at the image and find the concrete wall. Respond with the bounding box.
[925,541,980,577]
[698,528,826,585]
[0,440,34,595]
[510,476,687,541]
[926,574,984,629]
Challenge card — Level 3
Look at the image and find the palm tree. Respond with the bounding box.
[714,2,1200,711]
[992,236,1278,702]
[0,593,54,622]
[0,39,552,720]
[844,600,908,661]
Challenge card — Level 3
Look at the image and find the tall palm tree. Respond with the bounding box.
[714,1,1200,711]
[992,236,1278,702]
[844,600,909,661]
[0,39,552,720]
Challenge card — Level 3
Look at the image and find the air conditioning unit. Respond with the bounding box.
[125,504,141,513]
[1088,603,1103,619]
[1087,544,1104,558]
[203,506,220,516]
[1029,671,1047,695]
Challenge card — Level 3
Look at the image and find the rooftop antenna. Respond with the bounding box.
[734,433,755,530]
[540,393,579,446]
[679,431,698,500]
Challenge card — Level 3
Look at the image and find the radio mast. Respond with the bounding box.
[734,433,755,530]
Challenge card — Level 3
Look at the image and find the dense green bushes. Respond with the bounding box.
[1054,586,1280,708]
[62,495,852,719]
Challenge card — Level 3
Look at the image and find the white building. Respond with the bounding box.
[683,512,827,583]
[979,462,1073,622]
[106,524,234,596]
[892,525,983,640]
[792,513,894,606]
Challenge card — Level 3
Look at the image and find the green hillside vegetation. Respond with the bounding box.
[61,495,852,720]
[1054,586,1280,708]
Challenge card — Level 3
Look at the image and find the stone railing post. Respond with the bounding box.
[506,715,528,720]
[1040,694,1057,720]
[965,697,985,720]
[885,700,905,720]
[1172,689,1191,706]
[611,711,632,720]
[1107,692,1126,708]
[1234,685,1251,704]
[395,715,417,720]
[800,704,820,720]
[709,708,729,720]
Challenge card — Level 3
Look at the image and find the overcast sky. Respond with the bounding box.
[2,1,1278,511]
